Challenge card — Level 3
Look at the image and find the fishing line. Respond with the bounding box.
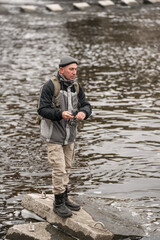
[80,119,160,152]
[76,118,160,185]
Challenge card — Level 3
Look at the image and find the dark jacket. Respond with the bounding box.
[38,75,92,145]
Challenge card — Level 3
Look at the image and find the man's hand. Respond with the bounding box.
[62,111,74,120]
[76,112,86,121]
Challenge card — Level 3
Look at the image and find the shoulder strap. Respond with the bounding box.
[50,76,61,107]
[50,76,61,98]
[51,76,79,96]
[74,82,79,95]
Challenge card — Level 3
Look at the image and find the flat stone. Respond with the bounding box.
[98,0,115,7]
[72,195,145,237]
[7,222,73,240]
[121,0,138,5]
[73,2,90,10]
[144,0,160,3]
[22,194,113,240]
[0,0,37,3]
[46,4,63,12]
[141,236,160,240]
[21,209,45,222]
[20,5,37,13]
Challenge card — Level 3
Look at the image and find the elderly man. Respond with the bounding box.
[38,56,92,218]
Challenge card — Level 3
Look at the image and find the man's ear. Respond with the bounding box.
[59,67,64,75]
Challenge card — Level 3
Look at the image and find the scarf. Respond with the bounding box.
[57,71,75,87]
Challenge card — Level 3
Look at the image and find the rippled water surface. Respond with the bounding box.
[0,3,160,239]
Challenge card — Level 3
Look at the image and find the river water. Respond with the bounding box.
[0,2,160,239]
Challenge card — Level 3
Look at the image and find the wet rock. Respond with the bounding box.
[143,0,160,3]
[73,2,90,11]
[7,222,73,240]
[22,193,113,240]
[121,0,138,5]
[72,195,145,238]
[141,237,160,240]
[20,5,37,13]
[46,4,63,12]
[98,0,115,7]
[21,209,45,222]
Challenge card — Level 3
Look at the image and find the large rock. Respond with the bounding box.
[22,194,113,240]
[141,237,160,240]
[72,194,145,237]
[7,222,73,240]
[144,0,160,3]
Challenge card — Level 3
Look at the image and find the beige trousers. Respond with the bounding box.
[47,142,75,195]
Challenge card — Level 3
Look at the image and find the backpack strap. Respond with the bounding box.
[50,76,79,107]
[50,76,61,97]
[74,82,79,95]
[50,76,61,107]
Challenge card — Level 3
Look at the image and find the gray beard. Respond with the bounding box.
[57,71,75,87]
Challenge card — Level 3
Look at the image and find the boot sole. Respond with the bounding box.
[66,206,81,211]
[54,209,72,218]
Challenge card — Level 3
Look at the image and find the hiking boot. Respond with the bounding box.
[54,192,72,218]
[64,188,80,211]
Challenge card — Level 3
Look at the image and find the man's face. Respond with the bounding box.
[60,63,77,81]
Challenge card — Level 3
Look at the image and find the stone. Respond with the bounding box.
[141,237,160,240]
[98,0,115,7]
[22,194,114,240]
[21,209,45,222]
[46,4,63,12]
[73,2,90,10]
[7,222,73,240]
[121,0,138,5]
[20,5,37,13]
[144,0,160,3]
[72,195,145,237]
[0,0,31,2]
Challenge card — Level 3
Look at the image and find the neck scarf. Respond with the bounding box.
[57,71,75,87]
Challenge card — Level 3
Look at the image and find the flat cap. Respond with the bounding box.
[59,56,78,68]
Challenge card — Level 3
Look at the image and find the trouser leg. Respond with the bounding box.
[47,142,75,218]
[47,142,75,195]
[63,142,75,188]
[47,143,66,195]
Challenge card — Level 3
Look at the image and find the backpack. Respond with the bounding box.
[36,76,79,124]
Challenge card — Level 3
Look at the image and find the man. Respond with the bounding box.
[38,56,92,218]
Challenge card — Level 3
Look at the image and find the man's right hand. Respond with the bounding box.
[62,111,74,120]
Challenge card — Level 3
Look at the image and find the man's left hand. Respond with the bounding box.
[76,112,86,121]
